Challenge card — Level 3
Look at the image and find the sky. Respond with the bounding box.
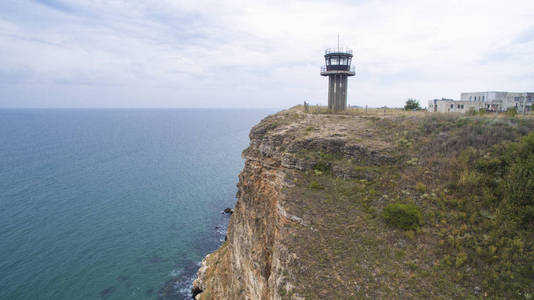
[0,0,533,108]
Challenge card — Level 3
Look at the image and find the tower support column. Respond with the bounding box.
[342,75,348,110]
[336,75,342,110]
[328,76,335,110]
[328,75,348,111]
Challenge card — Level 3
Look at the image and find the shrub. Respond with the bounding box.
[495,132,534,227]
[415,182,426,193]
[506,157,534,207]
[318,151,334,160]
[455,252,468,267]
[308,181,325,190]
[383,203,422,230]
[505,107,517,117]
[314,161,330,173]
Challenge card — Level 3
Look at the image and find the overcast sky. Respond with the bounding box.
[1,0,533,108]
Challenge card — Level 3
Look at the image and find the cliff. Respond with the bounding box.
[193,107,534,299]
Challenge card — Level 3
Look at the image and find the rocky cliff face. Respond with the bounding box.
[192,109,394,299]
[193,107,534,299]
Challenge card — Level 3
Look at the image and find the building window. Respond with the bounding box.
[450,104,454,109]
[470,96,472,101]
[461,105,464,109]
[482,96,485,101]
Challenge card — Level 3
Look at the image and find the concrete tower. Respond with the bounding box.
[320,46,355,111]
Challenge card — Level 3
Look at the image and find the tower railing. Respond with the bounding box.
[325,48,353,55]
[321,65,355,72]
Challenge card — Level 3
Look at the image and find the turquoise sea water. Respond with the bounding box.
[0,109,273,300]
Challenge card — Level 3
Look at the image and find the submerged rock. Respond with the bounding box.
[99,287,115,299]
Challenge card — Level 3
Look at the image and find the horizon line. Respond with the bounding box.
[0,106,285,110]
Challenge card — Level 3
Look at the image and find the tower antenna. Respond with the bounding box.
[337,34,340,51]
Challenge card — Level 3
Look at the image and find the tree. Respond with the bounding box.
[404,98,421,111]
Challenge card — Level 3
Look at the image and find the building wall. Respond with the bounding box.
[429,100,484,113]
[432,92,534,113]
[505,93,534,112]
[461,92,488,102]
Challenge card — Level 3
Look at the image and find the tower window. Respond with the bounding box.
[330,56,339,65]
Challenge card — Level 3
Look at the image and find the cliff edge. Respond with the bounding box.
[194,107,534,299]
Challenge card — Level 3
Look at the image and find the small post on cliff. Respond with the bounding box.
[365,105,368,114]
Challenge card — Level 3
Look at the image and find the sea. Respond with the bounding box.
[0,108,274,300]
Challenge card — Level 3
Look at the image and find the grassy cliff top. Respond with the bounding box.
[256,106,534,299]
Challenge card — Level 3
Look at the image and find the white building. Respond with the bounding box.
[428,91,534,113]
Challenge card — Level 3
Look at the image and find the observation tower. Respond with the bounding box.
[320,44,355,111]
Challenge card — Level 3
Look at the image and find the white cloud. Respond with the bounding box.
[0,0,533,108]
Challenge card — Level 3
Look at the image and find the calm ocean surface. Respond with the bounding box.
[0,108,274,300]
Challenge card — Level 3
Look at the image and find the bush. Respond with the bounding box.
[505,107,517,117]
[308,181,325,190]
[383,203,422,230]
[506,157,534,207]
[415,182,426,193]
[404,98,421,111]
[314,161,330,173]
[455,251,468,267]
[498,132,534,227]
